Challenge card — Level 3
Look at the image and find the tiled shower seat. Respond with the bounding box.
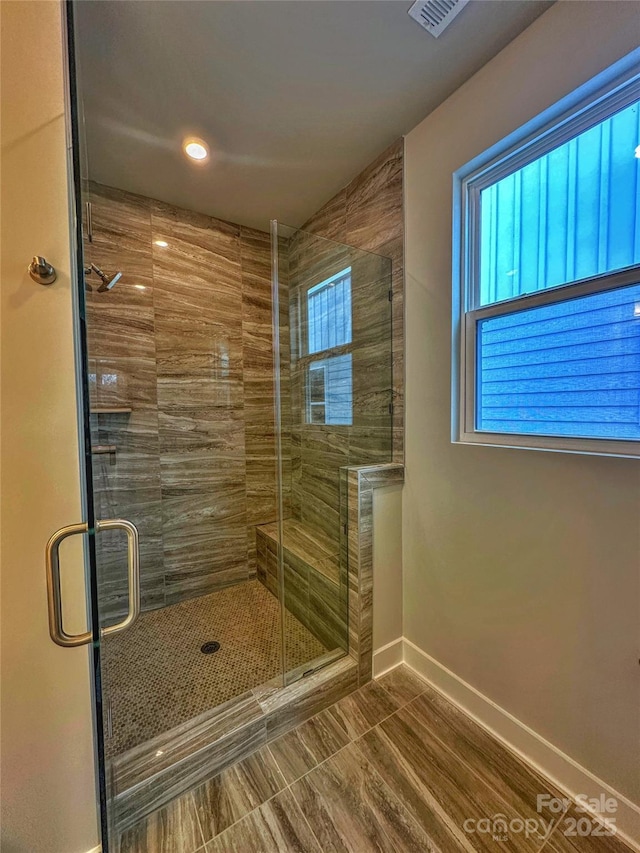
[256,519,347,654]
[257,519,340,583]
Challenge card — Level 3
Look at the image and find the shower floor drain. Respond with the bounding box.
[200,641,221,654]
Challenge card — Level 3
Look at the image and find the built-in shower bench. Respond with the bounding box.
[256,519,340,584]
[256,518,345,653]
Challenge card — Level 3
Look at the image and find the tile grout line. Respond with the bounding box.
[199,743,289,849]
[122,668,636,853]
[198,676,423,845]
[362,684,572,850]
[267,744,290,792]
[194,740,353,848]
[275,701,436,853]
[120,673,424,849]
[285,726,445,853]
[271,724,361,790]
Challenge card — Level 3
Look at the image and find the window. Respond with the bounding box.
[455,64,640,456]
[305,268,353,425]
[307,355,353,425]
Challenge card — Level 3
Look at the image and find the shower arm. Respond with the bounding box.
[84,263,123,292]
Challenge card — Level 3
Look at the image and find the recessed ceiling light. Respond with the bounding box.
[154,240,168,248]
[183,137,209,162]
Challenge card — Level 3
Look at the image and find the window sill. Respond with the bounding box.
[454,431,640,460]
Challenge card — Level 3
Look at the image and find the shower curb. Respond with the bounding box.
[114,655,358,830]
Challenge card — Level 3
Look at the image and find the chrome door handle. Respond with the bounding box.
[45,522,92,647]
[45,518,140,647]
[96,519,140,639]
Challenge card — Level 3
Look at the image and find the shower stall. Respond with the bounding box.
[80,182,393,831]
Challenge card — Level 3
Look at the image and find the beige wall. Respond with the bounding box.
[0,2,98,851]
[404,0,640,805]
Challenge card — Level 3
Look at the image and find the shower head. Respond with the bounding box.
[86,263,123,292]
[97,270,122,292]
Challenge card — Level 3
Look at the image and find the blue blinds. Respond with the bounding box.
[479,99,640,307]
[477,283,640,439]
[307,269,352,354]
[308,355,353,426]
[306,268,353,425]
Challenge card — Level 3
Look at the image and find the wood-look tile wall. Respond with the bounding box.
[87,135,403,621]
[280,137,404,561]
[299,137,404,462]
[87,184,281,618]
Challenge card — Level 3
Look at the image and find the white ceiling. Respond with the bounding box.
[75,0,552,231]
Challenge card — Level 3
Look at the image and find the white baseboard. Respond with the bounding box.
[373,637,404,676]
[383,638,640,850]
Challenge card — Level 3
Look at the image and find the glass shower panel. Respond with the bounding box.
[271,223,393,684]
[83,186,288,748]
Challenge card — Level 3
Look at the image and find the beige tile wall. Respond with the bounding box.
[255,140,405,655]
[87,134,404,620]
[299,138,405,461]
[87,184,280,617]
[281,138,404,550]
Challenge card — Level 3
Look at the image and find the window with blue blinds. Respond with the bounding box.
[308,355,353,425]
[307,269,352,354]
[306,268,353,426]
[458,69,640,453]
[477,283,640,439]
[479,99,640,306]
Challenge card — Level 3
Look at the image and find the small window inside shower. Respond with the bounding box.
[305,268,353,425]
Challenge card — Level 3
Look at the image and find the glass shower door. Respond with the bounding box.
[62,8,118,848]
[67,8,282,849]
[271,222,393,685]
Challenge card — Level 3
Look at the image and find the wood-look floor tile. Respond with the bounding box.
[542,806,632,853]
[268,708,351,785]
[118,791,203,853]
[376,665,427,707]
[326,680,400,740]
[205,788,322,853]
[194,745,287,843]
[356,706,548,852]
[404,688,566,823]
[290,741,439,852]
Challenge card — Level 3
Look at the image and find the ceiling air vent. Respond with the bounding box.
[407,0,470,38]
